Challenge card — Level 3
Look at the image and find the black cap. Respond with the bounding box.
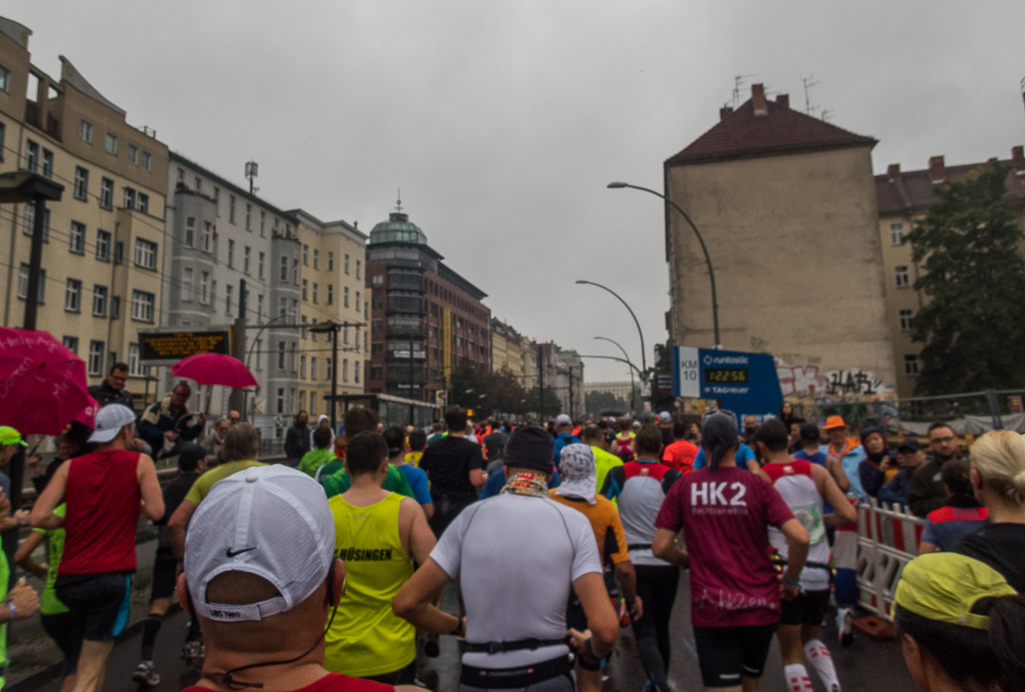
[503,426,555,473]
[898,439,924,453]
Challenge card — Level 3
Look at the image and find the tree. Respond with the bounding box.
[585,390,630,418]
[907,162,1025,394]
[448,360,528,418]
[525,386,563,420]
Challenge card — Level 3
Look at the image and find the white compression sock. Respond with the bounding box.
[784,663,813,692]
[804,639,842,692]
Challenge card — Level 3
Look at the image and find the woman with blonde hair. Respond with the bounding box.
[952,430,1025,591]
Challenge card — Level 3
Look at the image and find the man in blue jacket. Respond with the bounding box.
[553,414,581,465]
[138,382,208,452]
[879,439,926,508]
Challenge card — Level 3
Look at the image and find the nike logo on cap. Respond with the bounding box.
[225,546,256,558]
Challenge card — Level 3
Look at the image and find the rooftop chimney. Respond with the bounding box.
[752,83,768,116]
[928,155,946,184]
[1012,145,1025,176]
[887,163,901,180]
[719,106,733,121]
[775,94,789,109]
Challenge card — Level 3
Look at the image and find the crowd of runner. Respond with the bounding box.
[0,368,1024,692]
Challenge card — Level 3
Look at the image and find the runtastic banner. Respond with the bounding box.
[670,346,783,417]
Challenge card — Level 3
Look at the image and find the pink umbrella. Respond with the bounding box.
[74,395,101,428]
[171,353,258,389]
[0,328,91,435]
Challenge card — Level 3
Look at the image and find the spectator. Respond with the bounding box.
[284,411,310,466]
[137,382,208,454]
[178,465,413,692]
[879,440,926,508]
[202,419,230,460]
[27,430,88,495]
[88,363,133,408]
[893,552,1025,692]
[786,418,806,454]
[909,422,961,518]
[778,401,800,430]
[952,430,1025,591]
[919,459,989,553]
[858,427,898,498]
[300,427,336,478]
[821,416,868,499]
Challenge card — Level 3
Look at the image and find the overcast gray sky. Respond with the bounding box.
[11,1,1024,382]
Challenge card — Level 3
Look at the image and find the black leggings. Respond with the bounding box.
[631,564,679,692]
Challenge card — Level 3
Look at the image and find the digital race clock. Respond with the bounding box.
[703,368,750,384]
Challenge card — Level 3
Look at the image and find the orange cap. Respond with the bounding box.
[823,415,847,430]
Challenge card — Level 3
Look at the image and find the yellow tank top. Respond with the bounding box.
[324,492,415,677]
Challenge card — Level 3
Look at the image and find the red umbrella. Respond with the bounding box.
[171,353,258,389]
[0,328,91,435]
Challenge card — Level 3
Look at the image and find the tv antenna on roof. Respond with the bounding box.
[245,160,259,194]
[395,188,403,212]
[733,74,757,109]
[802,76,820,115]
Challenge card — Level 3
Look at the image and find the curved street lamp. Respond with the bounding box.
[607,181,720,347]
[575,280,647,374]
[594,336,637,412]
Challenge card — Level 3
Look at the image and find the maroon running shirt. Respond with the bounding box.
[182,672,393,692]
[655,466,794,627]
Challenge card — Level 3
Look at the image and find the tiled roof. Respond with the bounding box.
[666,98,876,167]
[876,157,1025,216]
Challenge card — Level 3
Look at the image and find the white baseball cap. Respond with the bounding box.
[88,404,137,443]
[556,414,573,426]
[658,411,672,423]
[556,443,597,504]
[185,465,336,622]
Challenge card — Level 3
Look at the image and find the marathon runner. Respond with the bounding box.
[418,407,486,537]
[317,408,414,499]
[579,425,623,497]
[549,443,641,692]
[652,411,810,692]
[325,432,444,684]
[393,426,619,692]
[31,404,165,692]
[384,426,434,519]
[662,419,699,475]
[753,420,856,692]
[300,426,337,478]
[600,424,682,692]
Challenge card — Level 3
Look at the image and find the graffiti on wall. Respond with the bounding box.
[776,361,894,399]
[776,362,830,397]
[823,369,886,397]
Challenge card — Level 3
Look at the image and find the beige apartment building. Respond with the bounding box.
[0,17,168,402]
[664,83,897,394]
[875,148,1025,397]
[491,317,525,380]
[292,210,370,415]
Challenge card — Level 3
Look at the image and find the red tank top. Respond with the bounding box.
[761,459,813,483]
[60,449,142,575]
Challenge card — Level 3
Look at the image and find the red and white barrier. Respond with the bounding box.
[854,499,924,619]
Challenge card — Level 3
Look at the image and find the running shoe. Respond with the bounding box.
[182,638,206,668]
[836,606,854,647]
[133,661,161,687]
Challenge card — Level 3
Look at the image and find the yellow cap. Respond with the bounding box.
[895,552,1016,630]
[0,427,27,447]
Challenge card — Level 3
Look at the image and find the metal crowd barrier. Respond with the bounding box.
[854,498,925,619]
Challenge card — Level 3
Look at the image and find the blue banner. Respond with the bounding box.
[671,346,782,417]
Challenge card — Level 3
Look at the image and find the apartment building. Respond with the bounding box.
[0,17,168,405]
[163,153,302,421]
[491,318,525,380]
[291,210,369,415]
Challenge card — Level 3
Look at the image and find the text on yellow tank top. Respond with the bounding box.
[324,492,415,677]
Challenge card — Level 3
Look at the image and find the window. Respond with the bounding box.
[345,254,350,274]
[372,274,384,286]
[16,263,45,302]
[302,279,308,300]
[890,223,905,246]
[277,388,285,414]
[342,359,349,383]
[62,336,79,354]
[88,341,105,376]
[69,221,85,254]
[185,217,195,247]
[258,252,265,279]
[124,187,136,209]
[328,252,334,272]
[372,318,382,333]
[343,325,349,344]
[132,290,155,322]
[300,355,307,379]
[292,259,299,284]
[246,204,252,231]
[140,151,151,171]
[280,256,288,281]
[313,249,319,270]
[244,246,251,273]
[260,211,265,236]
[327,285,333,304]
[254,339,261,370]
[226,285,234,316]
[344,286,350,307]
[137,193,149,214]
[195,177,202,191]
[279,296,287,319]
[370,366,382,380]
[299,390,306,411]
[114,241,123,264]
[303,244,309,266]
[291,299,298,320]
[79,119,93,143]
[354,360,360,383]
[92,285,108,316]
[371,343,383,356]
[228,239,235,268]
[313,283,319,303]
[135,239,158,269]
[64,279,82,312]
[100,177,114,209]
[127,144,138,165]
[356,260,361,280]
[128,343,149,377]
[311,357,318,381]
[0,65,8,92]
[310,318,318,342]
[202,221,211,251]
[212,280,218,309]
[904,354,920,376]
[105,133,117,155]
[25,139,40,172]
[355,291,360,312]
[41,149,53,178]
[178,168,184,181]
[200,272,210,304]
[895,265,910,288]
[73,166,89,200]
[230,195,236,224]
[326,358,333,381]
[111,296,121,319]
[96,229,111,261]
[278,342,286,370]
[301,315,308,340]
[181,268,193,301]
[0,121,4,162]
[899,309,914,331]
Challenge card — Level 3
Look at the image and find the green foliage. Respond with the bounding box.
[448,360,533,418]
[525,385,563,419]
[585,389,633,418]
[906,162,1025,394]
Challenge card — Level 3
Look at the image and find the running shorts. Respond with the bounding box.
[692,623,778,688]
[41,612,80,674]
[54,571,133,641]
[150,554,179,601]
[780,589,831,627]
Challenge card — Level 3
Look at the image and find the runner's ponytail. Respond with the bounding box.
[700,414,739,471]
[987,594,1025,692]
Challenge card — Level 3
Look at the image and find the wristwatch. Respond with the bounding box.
[783,574,801,590]
[450,617,465,637]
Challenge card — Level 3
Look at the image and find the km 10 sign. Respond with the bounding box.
[670,346,783,417]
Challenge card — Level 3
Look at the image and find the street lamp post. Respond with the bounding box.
[309,320,364,432]
[575,280,647,373]
[607,181,720,347]
[594,336,637,414]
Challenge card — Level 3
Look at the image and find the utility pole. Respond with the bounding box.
[537,343,544,420]
[409,334,416,425]
[330,325,339,431]
[229,279,247,418]
[567,365,574,420]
